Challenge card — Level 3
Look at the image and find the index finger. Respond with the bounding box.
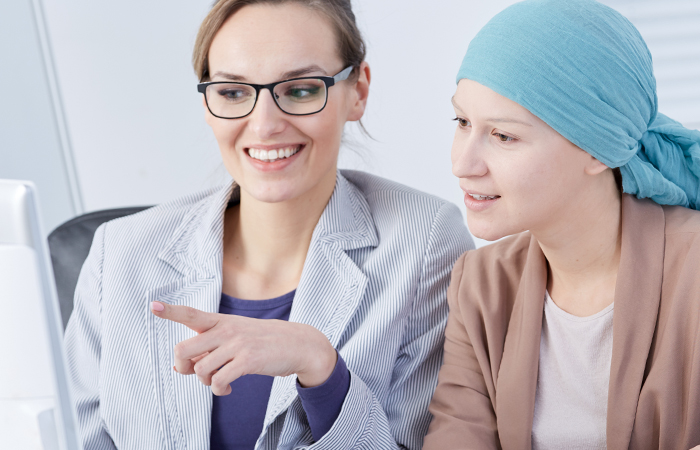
[150,302,218,333]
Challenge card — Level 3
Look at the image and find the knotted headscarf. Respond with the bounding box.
[457,0,700,209]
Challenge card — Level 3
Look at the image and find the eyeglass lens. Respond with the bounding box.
[205,78,328,118]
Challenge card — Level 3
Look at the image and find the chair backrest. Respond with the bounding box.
[48,206,151,329]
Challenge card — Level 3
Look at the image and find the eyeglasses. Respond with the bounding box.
[197,66,354,119]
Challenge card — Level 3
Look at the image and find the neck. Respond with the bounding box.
[221,171,337,299]
[536,186,622,316]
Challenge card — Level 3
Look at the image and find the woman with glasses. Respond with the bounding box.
[423,0,700,449]
[64,0,472,449]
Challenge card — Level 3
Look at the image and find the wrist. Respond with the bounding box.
[297,328,337,388]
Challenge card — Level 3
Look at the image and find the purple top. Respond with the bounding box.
[210,290,350,449]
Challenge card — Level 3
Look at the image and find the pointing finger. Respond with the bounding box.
[150,302,219,333]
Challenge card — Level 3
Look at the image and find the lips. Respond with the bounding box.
[467,193,500,201]
[463,190,500,212]
[247,145,302,162]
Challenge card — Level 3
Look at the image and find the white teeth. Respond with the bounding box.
[470,194,499,201]
[247,146,300,162]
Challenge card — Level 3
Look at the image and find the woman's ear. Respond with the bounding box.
[584,155,610,176]
[346,61,371,122]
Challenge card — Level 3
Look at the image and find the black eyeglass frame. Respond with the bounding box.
[197,66,354,119]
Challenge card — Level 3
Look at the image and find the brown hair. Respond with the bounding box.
[193,0,366,82]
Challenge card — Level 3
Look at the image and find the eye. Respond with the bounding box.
[216,87,251,102]
[283,84,323,102]
[493,132,515,143]
[453,117,471,128]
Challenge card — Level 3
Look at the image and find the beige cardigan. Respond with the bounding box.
[424,195,700,450]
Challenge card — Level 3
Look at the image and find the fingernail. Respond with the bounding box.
[173,365,178,373]
[151,301,165,312]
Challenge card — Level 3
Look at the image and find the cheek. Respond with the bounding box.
[450,132,463,165]
[511,159,553,192]
[450,131,476,178]
[312,115,342,145]
[499,152,582,229]
[210,119,246,146]
[209,119,248,179]
[488,152,555,222]
[299,109,344,161]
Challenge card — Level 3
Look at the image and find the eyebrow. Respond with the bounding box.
[451,96,533,127]
[211,65,329,83]
[486,117,533,127]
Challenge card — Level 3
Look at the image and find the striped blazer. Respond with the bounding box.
[64,169,473,450]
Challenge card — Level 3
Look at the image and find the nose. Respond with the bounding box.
[451,130,488,179]
[246,88,287,139]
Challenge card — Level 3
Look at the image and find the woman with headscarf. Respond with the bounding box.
[423,0,700,449]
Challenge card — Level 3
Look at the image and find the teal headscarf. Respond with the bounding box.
[457,0,700,209]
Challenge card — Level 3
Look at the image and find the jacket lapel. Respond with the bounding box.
[496,235,547,450]
[495,195,666,450]
[145,181,236,449]
[261,173,378,441]
[606,195,665,450]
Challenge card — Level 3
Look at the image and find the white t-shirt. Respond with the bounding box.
[531,291,614,450]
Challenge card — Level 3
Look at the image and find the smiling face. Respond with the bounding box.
[205,3,368,204]
[451,79,613,241]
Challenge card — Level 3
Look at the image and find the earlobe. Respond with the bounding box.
[585,156,610,176]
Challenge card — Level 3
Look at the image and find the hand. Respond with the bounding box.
[150,301,337,395]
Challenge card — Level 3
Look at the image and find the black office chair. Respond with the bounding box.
[48,206,152,329]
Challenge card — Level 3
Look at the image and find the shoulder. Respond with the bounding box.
[340,170,473,257]
[663,204,700,238]
[661,204,700,285]
[450,232,532,313]
[662,204,700,269]
[342,169,457,211]
[340,169,467,230]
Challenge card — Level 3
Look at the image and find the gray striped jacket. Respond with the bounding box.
[65,170,472,450]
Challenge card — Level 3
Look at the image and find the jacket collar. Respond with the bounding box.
[157,182,234,278]
[157,171,378,278]
[313,171,379,250]
[496,194,666,450]
[606,195,665,449]
[495,234,547,449]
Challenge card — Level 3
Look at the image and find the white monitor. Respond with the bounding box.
[0,180,82,450]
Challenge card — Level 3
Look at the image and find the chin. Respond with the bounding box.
[467,219,519,242]
[234,177,298,203]
[471,229,510,242]
[248,187,299,204]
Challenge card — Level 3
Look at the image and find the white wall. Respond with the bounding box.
[0,0,82,234]
[39,0,523,247]
[342,0,522,249]
[604,0,700,129]
[41,0,222,212]
[4,0,697,245]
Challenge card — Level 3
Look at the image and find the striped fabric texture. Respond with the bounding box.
[64,170,473,450]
